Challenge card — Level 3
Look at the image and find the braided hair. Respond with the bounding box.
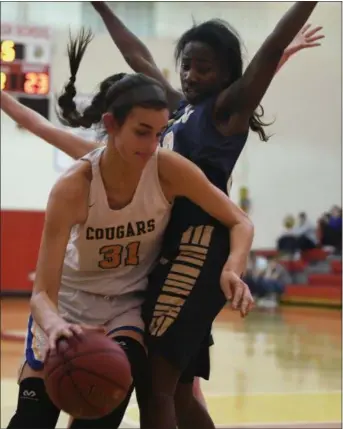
[57,28,168,130]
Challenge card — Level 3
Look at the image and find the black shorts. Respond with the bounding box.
[143,224,229,381]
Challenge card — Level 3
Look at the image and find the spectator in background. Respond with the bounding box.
[294,212,318,250]
[277,215,297,255]
[277,212,317,257]
[257,257,290,308]
[319,206,342,254]
[244,251,269,298]
[244,252,289,309]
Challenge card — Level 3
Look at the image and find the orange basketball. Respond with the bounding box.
[44,332,132,419]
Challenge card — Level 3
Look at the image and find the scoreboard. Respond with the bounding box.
[1,23,52,119]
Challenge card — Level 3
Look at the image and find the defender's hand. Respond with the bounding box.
[220,270,254,317]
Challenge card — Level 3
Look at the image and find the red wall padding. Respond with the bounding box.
[1,210,45,292]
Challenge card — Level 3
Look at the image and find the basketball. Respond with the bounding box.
[44,332,132,420]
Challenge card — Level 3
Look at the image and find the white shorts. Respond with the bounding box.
[25,286,145,371]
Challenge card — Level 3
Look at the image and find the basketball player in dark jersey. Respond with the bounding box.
[92,3,321,429]
[93,2,322,429]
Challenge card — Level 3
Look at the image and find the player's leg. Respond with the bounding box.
[175,382,215,429]
[193,377,207,408]
[192,331,215,410]
[143,225,229,429]
[7,316,60,429]
[174,338,215,429]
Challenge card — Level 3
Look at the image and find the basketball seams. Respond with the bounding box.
[50,344,112,417]
[44,338,131,418]
[66,369,104,416]
[69,366,128,392]
[56,370,100,416]
[45,347,126,378]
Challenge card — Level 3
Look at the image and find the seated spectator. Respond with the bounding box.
[257,257,290,309]
[319,206,342,254]
[244,252,289,308]
[277,212,317,257]
[244,251,269,298]
[294,212,318,250]
[277,215,297,254]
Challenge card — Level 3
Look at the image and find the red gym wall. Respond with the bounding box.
[1,210,45,294]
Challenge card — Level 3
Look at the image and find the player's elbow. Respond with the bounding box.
[30,288,47,312]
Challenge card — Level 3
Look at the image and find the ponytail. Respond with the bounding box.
[249,104,273,142]
[57,28,110,129]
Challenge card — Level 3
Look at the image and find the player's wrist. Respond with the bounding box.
[223,255,247,278]
[44,315,67,337]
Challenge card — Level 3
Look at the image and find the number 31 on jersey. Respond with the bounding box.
[98,241,140,269]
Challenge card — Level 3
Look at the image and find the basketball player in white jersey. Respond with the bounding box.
[2,30,254,429]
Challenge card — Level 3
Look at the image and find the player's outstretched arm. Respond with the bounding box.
[91,1,182,112]
[215,2,318,127]
[159,149,254,316]
[30,162,102,350]
[0,91,99,159]
[276,23,324,73]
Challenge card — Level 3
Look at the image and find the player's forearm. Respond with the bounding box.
[91,2,155,67]
[223,221,254,277]
[275,52,291,73]
[1,90,47,131]
[30,289,63,335]
[269,2,317,54]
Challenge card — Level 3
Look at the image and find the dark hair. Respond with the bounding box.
[175,19,271,142]
[58,28,168,130]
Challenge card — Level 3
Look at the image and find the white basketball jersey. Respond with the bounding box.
[61,147,171,296]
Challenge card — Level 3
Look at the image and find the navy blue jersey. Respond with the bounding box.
[161,96,248,254]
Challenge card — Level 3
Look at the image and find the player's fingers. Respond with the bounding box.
[304,43,322,49]
[231,282,244,309]
[301,23,312,34]
[69,324,84,336]
[307,34,325,43]
[306,25,323,37]
[61,328,74,339]
[48,333,57,351]
[48,327,74,351]
[240,288,254,317]
[248,299,255,313]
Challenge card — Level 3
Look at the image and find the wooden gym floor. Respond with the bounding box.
[1,298,341,428]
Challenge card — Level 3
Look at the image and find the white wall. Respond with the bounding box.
[1,2,341,247]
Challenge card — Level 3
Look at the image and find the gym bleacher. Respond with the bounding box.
[255,248,342,308]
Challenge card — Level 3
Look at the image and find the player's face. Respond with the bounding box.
[180,41,227,104]
[114,107,169,164]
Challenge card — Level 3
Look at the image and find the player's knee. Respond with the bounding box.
[114,335,148,379]
[7,377,60,428]
[114,336,151,424]
[114,336,151,397]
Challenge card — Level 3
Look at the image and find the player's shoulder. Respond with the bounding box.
[50,160,92,205]
[157,147,190,167]
[157,148,202,182]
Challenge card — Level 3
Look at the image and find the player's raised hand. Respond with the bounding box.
[220,270,254,318]
[284,23,325,57]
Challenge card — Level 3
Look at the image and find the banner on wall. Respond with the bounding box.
[53,93,99,172]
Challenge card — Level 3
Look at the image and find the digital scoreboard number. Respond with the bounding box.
[1,24,52,119]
